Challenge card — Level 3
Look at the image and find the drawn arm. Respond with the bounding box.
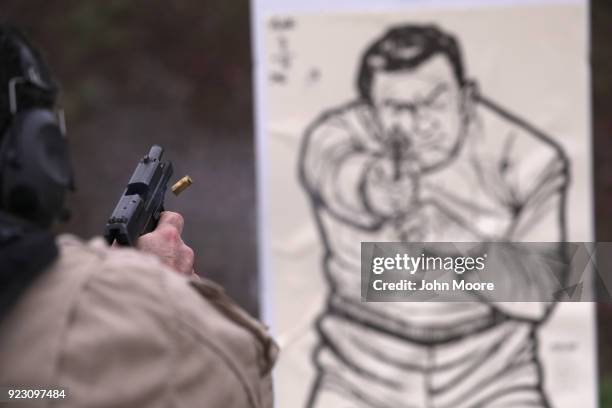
[298,116,384,230]
[486,131,570,322]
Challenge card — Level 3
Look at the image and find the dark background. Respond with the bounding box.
[2,0,612,402]
[592,1,612,403]
[1,1,260,315]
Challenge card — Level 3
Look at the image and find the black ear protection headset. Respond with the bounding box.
[0,27,74,229]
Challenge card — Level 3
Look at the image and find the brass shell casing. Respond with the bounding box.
[171,175,193,196]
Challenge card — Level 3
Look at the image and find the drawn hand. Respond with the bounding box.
[364,156,419,218]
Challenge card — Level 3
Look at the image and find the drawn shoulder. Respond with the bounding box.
[303,100,374,145]
[475,96,569,174]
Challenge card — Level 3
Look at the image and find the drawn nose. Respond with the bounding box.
[390,125,413,152]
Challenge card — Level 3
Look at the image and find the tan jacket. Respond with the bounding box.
[0,235,278,408]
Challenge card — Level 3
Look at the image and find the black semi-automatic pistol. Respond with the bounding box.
[104,145,173,246]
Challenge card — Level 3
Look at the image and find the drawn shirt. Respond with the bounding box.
[299,98,568,332]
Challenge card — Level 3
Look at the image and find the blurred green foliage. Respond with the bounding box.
[602,376,612,407]
[1,0,252,130]
[68,1,130,58]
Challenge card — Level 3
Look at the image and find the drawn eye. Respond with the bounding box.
[382,100,401,112]
[429,94,448,109]
[424,85,450,109]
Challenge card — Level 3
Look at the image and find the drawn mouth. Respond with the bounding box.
[408,133,447,151]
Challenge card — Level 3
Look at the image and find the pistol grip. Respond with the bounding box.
[143,206,164,235]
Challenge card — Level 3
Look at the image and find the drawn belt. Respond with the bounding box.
[326,296,508,345]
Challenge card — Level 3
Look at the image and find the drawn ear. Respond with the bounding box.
[460,80,478,121]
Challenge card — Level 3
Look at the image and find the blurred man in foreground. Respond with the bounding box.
[0,25,277,408]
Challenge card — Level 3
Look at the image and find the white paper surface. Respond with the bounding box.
[252,2,596,407]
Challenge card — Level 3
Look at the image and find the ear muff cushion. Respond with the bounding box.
[1,109,73,226]
[30,114,72,187]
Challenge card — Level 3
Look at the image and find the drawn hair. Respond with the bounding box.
[357,24,466,101]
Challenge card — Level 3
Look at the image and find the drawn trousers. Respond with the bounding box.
[306,314,549,408]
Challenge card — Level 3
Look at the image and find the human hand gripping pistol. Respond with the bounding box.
[104,145,192,246]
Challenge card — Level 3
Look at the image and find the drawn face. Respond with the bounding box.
[371,55,467,170]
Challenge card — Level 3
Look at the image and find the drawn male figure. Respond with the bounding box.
[299,25,569,407]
